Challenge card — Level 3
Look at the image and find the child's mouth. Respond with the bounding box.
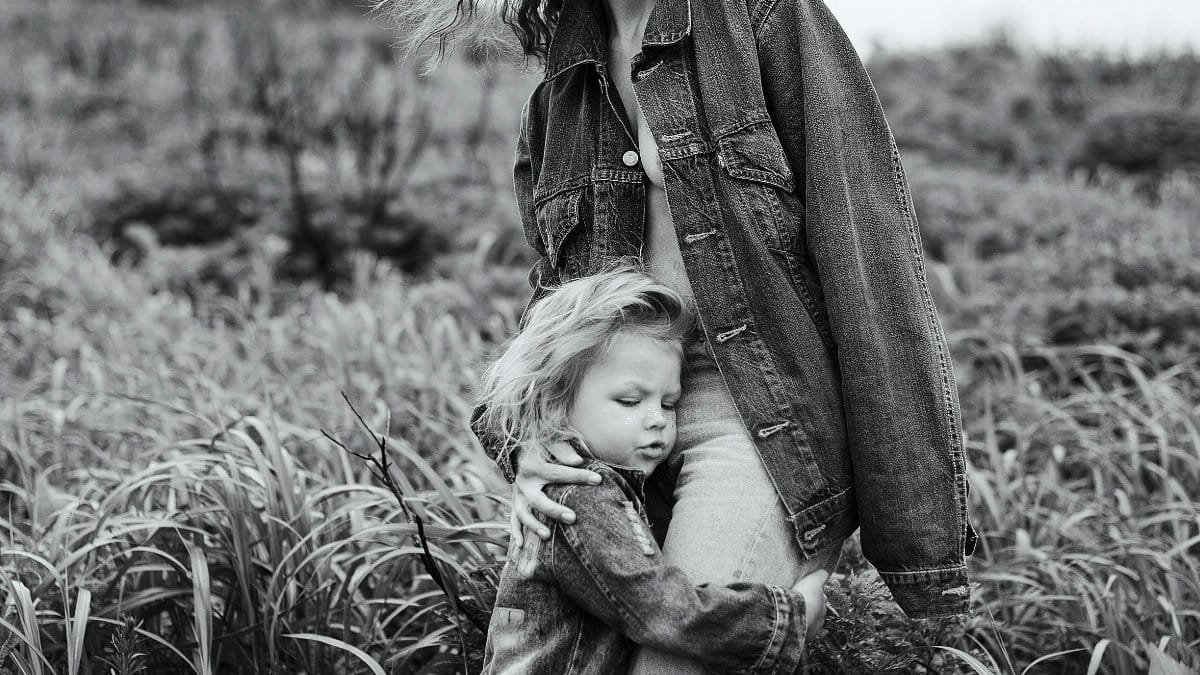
[638,442,666,457]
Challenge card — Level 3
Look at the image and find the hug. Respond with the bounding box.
[457,0,980,670]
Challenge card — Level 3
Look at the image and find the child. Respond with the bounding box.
[474,268,830,674]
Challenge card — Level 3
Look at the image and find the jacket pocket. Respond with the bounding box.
[534,185,590,279]
[717,121,797,193]
[716,122,801,253]
[717,122,835,351]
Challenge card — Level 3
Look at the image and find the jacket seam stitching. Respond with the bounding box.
[792,482,852,517]
[712,113,774,141]
[564,620,586,672]
[752,586,788,673]
[750,0,784,36]
[533,177,590,207]
[879,565,968,578]
[771,247,836,353]
[890,138,969,563]
[561,523,646,636]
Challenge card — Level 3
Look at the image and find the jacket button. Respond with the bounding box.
[622,150,640,167]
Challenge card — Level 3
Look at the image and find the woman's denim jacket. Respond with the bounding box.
[473,0,979,619]
[482,453,813,674]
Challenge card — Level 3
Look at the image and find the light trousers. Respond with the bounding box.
[630,341,846,674]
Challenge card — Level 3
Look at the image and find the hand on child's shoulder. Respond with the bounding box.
[546,462,634,517]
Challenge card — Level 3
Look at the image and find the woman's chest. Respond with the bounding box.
[525,42,803,284]
[606,44,666,189]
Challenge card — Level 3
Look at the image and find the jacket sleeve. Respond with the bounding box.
[469,95,561,483]
[753,0,975,618]
[552,484,810,673]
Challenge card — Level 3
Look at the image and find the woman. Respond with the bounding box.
[413,0,978,667]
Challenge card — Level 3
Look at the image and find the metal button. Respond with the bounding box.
[622,150,640,167]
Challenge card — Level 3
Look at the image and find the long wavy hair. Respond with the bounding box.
[373,0,566,66]
[474,265,694,461]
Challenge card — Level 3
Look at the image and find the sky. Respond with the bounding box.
[830,0,1200,58]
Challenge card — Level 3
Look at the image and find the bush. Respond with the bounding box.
[904,156,1200,362]
[871,40,1200,175]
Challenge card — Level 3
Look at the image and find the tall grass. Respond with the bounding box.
[0,174,520,672]
[4,171,1199,672]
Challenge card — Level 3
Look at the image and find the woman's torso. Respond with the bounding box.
[512,0,976,613]
[606,36,696,307]
[515,0,858,556]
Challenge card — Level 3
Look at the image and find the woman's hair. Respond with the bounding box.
[374,0,564,66]
[475,264,694,459]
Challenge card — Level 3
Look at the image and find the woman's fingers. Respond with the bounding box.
[508,489,525,553]
[516,441,601,485]
[532,461,602,486]
[512,487,548,540]
[516,479,576,532]
[510,440,600,533]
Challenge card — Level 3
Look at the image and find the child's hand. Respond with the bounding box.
[791,569,830,642]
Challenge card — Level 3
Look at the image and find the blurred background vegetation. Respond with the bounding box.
[1,0,1198,673]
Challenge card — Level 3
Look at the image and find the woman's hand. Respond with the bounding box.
[791,569,830,643]
[509,441,602,552]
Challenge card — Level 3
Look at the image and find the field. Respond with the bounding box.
[2,1,1199,673]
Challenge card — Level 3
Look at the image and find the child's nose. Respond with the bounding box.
[645,407,666,428]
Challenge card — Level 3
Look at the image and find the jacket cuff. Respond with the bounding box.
[879,565,972,619]
[752,586,807,675]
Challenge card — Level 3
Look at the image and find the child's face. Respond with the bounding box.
[567,331,682,474]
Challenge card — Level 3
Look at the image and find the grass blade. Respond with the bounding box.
[65,588,91,675]
[185,542,213,675]
[1085,639,1112,675]
[933,646,997,675]
[283,633,386,675]
[9,581,44,675]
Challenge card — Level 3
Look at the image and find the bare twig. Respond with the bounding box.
[322,392,483,672]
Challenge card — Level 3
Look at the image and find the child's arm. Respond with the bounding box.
[552,483,815,673]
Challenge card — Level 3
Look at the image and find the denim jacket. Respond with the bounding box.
[481,456,814,674]
[473,0,978,619]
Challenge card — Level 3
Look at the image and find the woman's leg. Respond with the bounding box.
[629,347,845,674]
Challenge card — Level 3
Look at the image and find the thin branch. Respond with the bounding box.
[323,392,484,672]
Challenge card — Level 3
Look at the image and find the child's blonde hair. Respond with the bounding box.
[476,265,695,459]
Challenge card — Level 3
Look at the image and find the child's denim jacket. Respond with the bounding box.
[481,457,813,674]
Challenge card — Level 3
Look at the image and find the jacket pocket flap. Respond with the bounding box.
[717,123,796,193]
[534,188,584,270]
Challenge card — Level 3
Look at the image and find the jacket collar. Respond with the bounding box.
[544,0,692,81]
[564,438,650,494]
[592,460,649,494]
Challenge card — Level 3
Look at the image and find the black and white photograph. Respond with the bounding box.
[1,0,1198,672]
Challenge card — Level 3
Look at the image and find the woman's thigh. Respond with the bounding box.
[629,362,844,674]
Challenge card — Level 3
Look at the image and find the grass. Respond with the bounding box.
[4,172,1198,673]
[2,2,1200,673]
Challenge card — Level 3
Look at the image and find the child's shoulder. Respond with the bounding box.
[543,462,635,510]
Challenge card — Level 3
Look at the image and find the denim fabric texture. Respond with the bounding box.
[480,449,813,674]
[471,0,979,619]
